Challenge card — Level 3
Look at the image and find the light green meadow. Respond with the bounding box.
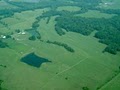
[57,6,81,12]
[0,1,19,10]
[99,0,120,9]
[75,10,116,18]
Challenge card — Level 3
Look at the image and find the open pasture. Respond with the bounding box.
[99,0,120,9]
[75,10,116,18]
[0,1,120,90]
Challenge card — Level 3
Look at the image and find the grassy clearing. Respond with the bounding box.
[57,6,81,12]
[99,0,120,9]
[75,10,116,18]
[0,0,18,10]
[0,8,49,33]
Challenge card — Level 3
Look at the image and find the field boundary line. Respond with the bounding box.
[40,56,88,89]
[97,71,120,90]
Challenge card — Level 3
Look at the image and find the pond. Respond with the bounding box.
[21,52,51,68]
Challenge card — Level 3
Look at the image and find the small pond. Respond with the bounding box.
[21,52,51,68]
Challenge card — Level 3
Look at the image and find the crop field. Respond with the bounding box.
[0,0,120,90]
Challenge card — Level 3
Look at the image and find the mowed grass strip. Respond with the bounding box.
[75,10,116,18]
[57,6,81,12]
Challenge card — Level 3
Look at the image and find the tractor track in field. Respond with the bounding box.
[40,56,89,89]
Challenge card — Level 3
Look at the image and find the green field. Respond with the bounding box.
[57,6,81,12]
[0,0,120,90]
[99,0,120,9]
[0,0,18,10]
[75,10,116,18]
[101,74,120,90]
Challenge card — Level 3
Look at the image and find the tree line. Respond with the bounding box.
[46,40,75,53]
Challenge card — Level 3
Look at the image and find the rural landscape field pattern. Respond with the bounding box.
[0,0,120,90]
